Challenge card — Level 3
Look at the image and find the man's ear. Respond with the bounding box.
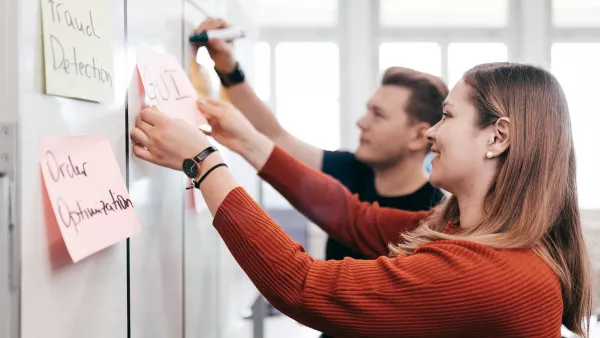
[410,122,432,152]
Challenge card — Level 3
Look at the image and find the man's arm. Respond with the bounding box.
[193,17,323,169]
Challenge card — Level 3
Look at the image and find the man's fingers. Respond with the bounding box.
[195,17,229,34]
[195,17,213,33]
[203,96,228,107]
[212,18,230,29]
[197,99,224,119]
[198,124,213,137]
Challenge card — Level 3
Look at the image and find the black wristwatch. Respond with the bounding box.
[215,62,245,87]
[182,146,219,179]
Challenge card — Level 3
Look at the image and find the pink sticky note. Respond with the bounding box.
[39,135,141,263]
[136,48,207,125]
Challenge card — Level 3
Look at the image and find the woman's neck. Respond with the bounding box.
[454,179,494,229]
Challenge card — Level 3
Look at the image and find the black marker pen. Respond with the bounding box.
[189,27,245,44]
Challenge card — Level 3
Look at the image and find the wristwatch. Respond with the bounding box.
[215,62,245,87]
[182,146,219,179]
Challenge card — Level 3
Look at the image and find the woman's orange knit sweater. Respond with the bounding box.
[212,146,563,337]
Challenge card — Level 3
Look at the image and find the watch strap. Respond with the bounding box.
[215,62,245,88]
[193,146,218,164]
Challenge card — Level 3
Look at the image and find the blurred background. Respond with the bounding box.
[192,0,600,337]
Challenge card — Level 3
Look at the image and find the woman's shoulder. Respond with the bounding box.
[410,239,562,293]
[394,239,564,331]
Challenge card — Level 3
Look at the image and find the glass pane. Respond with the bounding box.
[379,43,442,77]
[447,43,508,87]
[552,43,600,209]
[248,0,338,27]
[275,42,339,98]
[553,0,600,27]
[276,99,340,151]
[254,42,271,101]
[380,0,508,27]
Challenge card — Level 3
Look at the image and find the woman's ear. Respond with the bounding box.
[491,117,510,155]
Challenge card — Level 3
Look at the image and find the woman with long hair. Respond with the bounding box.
[130,62,593,337]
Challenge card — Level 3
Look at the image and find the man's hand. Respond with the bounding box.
[192,17,237,73]
[199,97,262,155]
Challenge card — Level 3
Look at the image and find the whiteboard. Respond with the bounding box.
[1,0,261,337]
[126,0,187,336]
[17,0,128,336]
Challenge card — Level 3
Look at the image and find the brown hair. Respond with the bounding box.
[381,69,447,127]
[389,62,593,336]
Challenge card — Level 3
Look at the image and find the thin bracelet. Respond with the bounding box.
[186,163,228,190]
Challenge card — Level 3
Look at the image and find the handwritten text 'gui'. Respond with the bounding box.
[136,48,207,125]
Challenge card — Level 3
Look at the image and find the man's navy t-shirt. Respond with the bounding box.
[321,150,444,261]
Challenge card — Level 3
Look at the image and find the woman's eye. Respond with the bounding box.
[442,112,451,120]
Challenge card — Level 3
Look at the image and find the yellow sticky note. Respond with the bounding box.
[39,135,141,262]
[40,0,115,102]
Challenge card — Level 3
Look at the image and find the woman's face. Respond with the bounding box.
[426,80,497,195]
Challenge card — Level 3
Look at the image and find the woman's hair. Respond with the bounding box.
[389,62,593,336]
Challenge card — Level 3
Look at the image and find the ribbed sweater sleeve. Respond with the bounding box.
[258,146,429,258]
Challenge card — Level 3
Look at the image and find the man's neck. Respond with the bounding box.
[372,155,428,197]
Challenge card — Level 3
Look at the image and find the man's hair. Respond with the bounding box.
[381,70,447,127]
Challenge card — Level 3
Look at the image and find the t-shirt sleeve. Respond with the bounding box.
[321,150,369,193]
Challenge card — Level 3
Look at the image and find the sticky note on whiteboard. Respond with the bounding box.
[39,0,115,102]
[39,135,140,262]
[136,48,207,125]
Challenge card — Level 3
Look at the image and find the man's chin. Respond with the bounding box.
[354,147,370,162]
[355,148,380,166]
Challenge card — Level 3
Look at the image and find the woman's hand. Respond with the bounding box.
[192,18,237,73]
[199,98,275,171]
[130,106,213,171]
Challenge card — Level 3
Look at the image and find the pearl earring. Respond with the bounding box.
[486,151,494,159]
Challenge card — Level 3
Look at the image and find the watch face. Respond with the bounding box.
[182,159,199,179]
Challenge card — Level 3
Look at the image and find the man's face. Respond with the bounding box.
[355,85,428,168]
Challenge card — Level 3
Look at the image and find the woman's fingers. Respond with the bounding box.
[139,107,164,126]
[130,127,150,147]
[133,144,154,163]
[135,118,153,134]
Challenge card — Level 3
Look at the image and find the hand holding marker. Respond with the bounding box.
[189,27,245,44]
[190,26,244,133]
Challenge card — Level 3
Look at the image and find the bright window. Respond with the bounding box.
[254,42,271,101]
[551,43,600,209]
[379,43,442,77]
[552,0,600,27]
[275,42,340,151]
[448,43,508,87]
[379,0,508,27]
[247,0,338,27]
[254,42,340,208]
